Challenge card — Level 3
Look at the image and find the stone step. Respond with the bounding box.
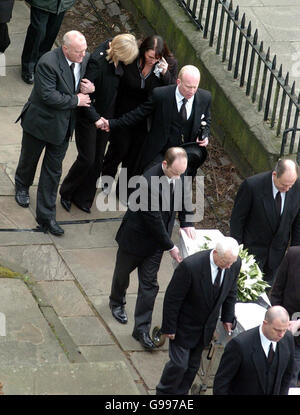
[0,361,140,395]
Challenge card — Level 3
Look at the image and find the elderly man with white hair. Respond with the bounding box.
[156,236,241,395]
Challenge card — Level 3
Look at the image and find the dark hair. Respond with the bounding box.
[139,35,174,70]
[274,158,299,177]
[164,147,187,166]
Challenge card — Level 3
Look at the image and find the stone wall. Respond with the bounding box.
[120,0,284,176]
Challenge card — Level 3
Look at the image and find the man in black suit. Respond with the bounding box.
[213,306,295,395]
[109,147,196,350]
[99,65,211,176]
[21,0,76,84]
[156,237,241,395]
[271,247,300,386]
[230,159,300,286]
[15,30,92,236]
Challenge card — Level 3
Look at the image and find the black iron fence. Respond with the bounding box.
[177,0,300,163]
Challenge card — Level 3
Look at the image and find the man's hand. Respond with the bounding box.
[181,227,196,240]
[169,245,182,263]
[196,137,209,147]
[99,117,110,132]
[165,333,175,340]
[80,78,95,94]
[288,320,300,335]
[77,93,91,107]
[95,119,104,129]
[223,322,233,336]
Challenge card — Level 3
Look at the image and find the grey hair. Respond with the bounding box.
[62,31,86,48]
[215,237,239,258]
[265,306,290,323]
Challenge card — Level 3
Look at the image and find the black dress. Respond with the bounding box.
[102,56,178,189]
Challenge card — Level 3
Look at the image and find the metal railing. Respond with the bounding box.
[177,0,300,163]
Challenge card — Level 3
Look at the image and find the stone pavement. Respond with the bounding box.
[0,0,179,395]
[222,0,300,93]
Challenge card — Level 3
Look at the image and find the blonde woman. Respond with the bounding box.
[60,34,139,213]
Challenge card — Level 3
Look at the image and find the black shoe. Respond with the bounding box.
[21,72,34,84]
[15,187,30,207]
[60,197,71,212]
[37,219,64,236]
[110,304,128,324]
[72,200,91,214]
[132,330,156,350]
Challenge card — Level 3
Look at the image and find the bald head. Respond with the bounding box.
[262,306,290,342]
[177,65,200,100]
[272,158,298,193]
[62,31,87,63]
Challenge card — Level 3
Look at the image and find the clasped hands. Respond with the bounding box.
[95,117,110,131]
[77,78,95,107]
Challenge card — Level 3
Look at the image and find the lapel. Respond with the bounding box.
[191,89,205,138]
[251,328,267,393]
[277,186,293,232]
[262,172,278,234]
[199,250,215,309]
[273,338,287,393]
[163,85,177,137]
[58,47,75,94]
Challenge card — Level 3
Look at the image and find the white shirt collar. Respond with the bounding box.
[259,325,277,357]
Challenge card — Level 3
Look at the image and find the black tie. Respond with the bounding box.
[179,98,187,121]
[275,191,282,216]
[267,342,274,365]
[70,62,76,91]
[214,267,222,289]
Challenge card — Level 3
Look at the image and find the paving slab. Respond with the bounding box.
[0,278,68,367]
[0,165,14,195]
[129,350,169,391]
[0,196,36,229]
[49,221,120,250]
[0,230,51,246]
[0,244,74,281]
[0,361,140,395]
[0,108,23,146]
[37,280,94,317]
[0,66,33,106]
[90,293,168,352]
[59,316,114,346]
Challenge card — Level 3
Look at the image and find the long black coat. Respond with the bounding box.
[230,171,300,272]
[161,250,241,348]
[0,0,14,23]
[271,246,300,346]
[116,162,194,257]
[213,326,295,395]
[18,47,89,144]
[109,84,211,169]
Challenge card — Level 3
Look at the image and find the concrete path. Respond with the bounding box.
[0,0,177,395]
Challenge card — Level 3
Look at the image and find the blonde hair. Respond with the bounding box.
[106,34,139,66]
[178,65,200,81]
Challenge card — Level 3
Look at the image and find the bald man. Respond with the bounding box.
[99,65,211,176]
[230,159,300,286]
[15,31,92,236]
[213,306,295,395]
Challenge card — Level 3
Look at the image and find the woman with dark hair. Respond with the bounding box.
[101,34,178,198]
[0,0,14,53]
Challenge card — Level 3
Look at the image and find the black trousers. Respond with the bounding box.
[109,247,163,333]
[15,131,69,222]
[0,23,10,53]
[21,6,65,74]
[156,340,205,395]
[60,116,109,208]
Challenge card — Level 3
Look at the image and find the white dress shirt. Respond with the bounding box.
[259,325,277,357]
[210,250,224,285]
[65,57,81,90]
[175,86,194,120]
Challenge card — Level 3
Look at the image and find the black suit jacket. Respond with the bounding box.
[81,40,123,123]
[230,171,300,272]
[18,47,89,144]
[271,246,300,346]
[213,326,295,395]
[109,85,211,169]
[161,250,241,348]
[116,162,194,257]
